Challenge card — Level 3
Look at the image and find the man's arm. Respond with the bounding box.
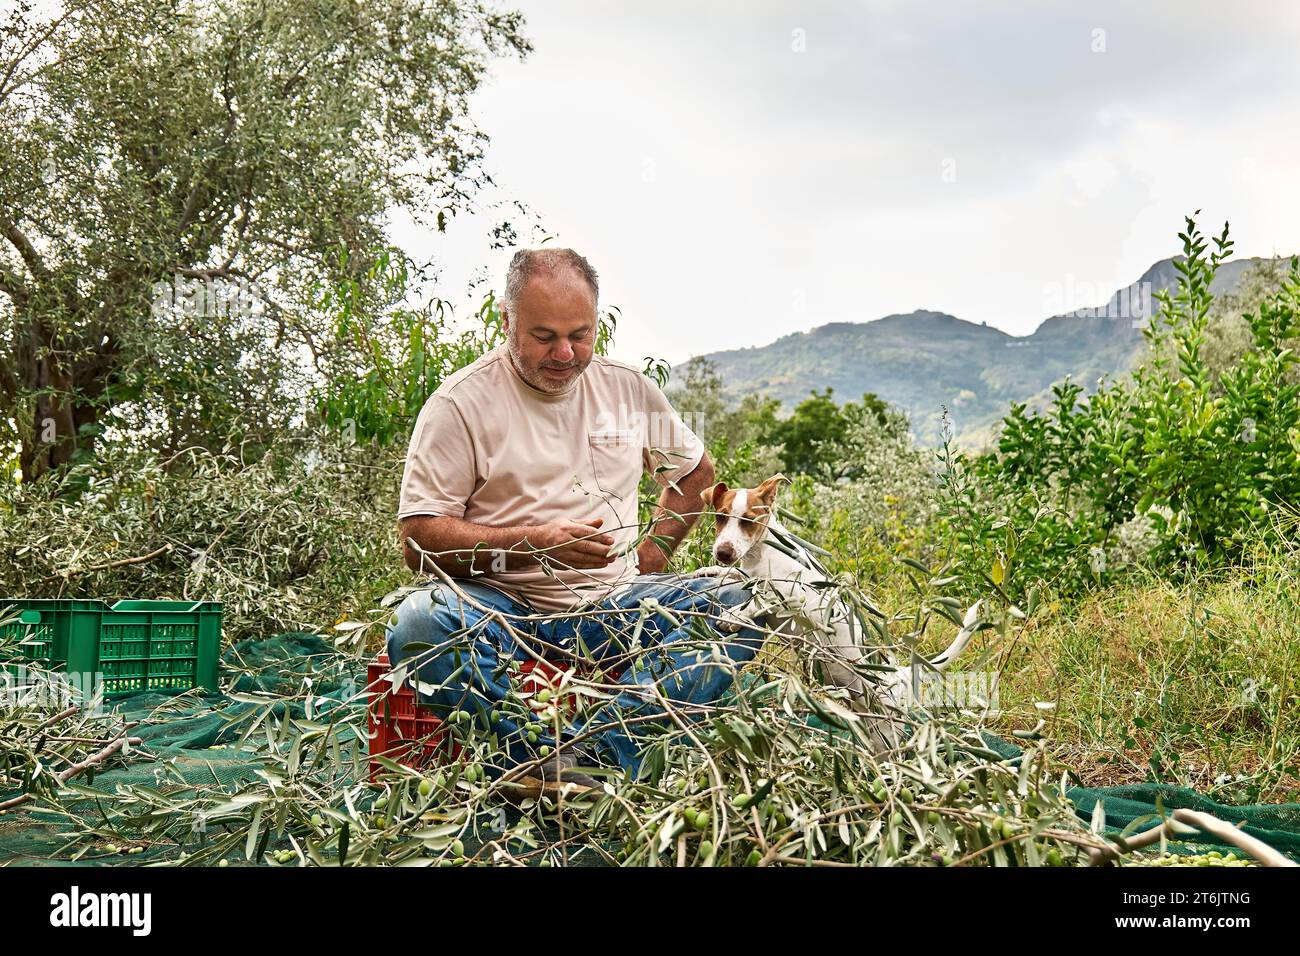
[400,514,618,577]
[636,450,716,574]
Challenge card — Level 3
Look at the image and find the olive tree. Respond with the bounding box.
[0,0,528,479]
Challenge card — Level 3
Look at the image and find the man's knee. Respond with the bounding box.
[385,585,470,664]
[710,581,757,614]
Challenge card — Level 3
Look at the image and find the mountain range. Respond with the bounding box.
[695,256,1278,447]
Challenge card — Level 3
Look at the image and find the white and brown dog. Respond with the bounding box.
[696,474,979,750]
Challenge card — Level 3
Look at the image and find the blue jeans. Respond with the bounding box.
[383,573,766,777]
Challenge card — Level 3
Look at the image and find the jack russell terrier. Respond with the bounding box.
[695,474,980,751]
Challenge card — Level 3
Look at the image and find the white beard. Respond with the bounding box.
[507,331,577,395]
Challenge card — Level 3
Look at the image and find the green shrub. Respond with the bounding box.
[958,216,1300,599]
[795,410,941,584]
[0,433,404,641]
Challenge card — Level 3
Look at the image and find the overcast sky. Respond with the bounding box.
[391,0,1300,369]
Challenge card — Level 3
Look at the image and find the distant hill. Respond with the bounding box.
[697,256,1277,447]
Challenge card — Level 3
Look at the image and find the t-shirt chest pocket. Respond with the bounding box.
[588,428,642,497]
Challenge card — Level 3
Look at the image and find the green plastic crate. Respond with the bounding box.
[0,598,221,698]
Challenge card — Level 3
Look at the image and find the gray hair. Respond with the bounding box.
[501,247,600,317]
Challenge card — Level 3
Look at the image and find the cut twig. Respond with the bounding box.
[34,705,80,732]
[40,543,174,583]
[1172,808,1297,868]
[55,728,143,783]
[0,724,143,813]
[1087,807,1297,867]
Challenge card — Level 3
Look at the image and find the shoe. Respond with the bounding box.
[504,746,603,798]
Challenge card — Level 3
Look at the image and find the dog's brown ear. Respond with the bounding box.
[753,474,788,505]
[701,481,728,510]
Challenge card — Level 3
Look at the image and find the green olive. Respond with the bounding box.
[418,779,434,797]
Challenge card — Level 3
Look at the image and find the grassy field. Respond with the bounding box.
[852,543,1300,805]
[1008,557,1299,804]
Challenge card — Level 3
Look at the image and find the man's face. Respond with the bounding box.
[503,269,597,394]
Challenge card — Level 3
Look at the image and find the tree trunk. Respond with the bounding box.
[17,314,95,483]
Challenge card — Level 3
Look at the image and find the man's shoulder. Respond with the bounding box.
[586,354,654,391]
[407,348,507,432]
[432,347,509,402]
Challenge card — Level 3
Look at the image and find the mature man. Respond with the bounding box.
[386,248,765,791]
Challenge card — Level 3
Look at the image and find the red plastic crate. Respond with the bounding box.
[366,652,588,782]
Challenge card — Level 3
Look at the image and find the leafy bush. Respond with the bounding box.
[957,216,1300,598]
[0,433,405,640]
[790,410,942,583]
[760,387,891,482]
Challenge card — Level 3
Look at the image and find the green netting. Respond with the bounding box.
[2,634,1296,865]
[973,733,1300,861]
[0,632,369,865]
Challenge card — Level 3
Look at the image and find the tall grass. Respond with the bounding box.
[977,538,1298,803]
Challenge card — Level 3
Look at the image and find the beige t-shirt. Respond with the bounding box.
[398,344,705,613]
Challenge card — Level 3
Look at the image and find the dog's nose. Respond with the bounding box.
[715,544,736,564]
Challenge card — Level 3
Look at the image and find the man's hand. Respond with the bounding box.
[526,518,617,570]
[401,514,617,576]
